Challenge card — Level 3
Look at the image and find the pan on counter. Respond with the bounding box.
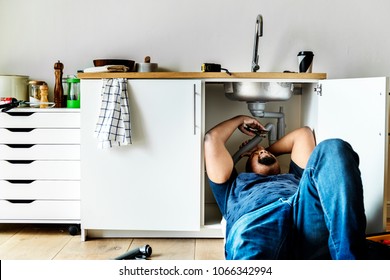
[93,59,135,72]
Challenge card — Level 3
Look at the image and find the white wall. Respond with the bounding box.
[1,0,390,88]
[1,0,390,213]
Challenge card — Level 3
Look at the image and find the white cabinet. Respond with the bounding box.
[80,80,204,239]
[304,77,389,234]
[0,109,81,234]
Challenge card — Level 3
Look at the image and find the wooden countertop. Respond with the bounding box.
[78,72,327,80]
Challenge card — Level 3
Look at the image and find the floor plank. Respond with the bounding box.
[130,238,196,260]
[0,224,24,246]
[54,237,133,260]
[195,238,225,260]
[0,224,73,260]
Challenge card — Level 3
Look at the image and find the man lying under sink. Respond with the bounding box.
[204,115,389,260]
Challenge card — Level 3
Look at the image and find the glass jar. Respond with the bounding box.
[28,80,47,107]
[66,77,80,108]
[62,77,68,107]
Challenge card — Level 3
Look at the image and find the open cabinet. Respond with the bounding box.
[205,77,389,236]
[303,77,389,234]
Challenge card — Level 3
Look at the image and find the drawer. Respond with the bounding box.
[0,112,80,128]
[0,161,80,180]
[0,128,80,144]
[0,144,80,160]
[0,180,80,200]
[0,200,80,220]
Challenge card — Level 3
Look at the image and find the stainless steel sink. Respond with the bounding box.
[224,82,293,102]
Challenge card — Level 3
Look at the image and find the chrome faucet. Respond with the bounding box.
[251,14,263,72]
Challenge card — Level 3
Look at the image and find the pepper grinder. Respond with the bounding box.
[39,84,49,109]
[54,60,64,108]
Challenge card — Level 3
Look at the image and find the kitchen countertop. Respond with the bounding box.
[78,72,327,80]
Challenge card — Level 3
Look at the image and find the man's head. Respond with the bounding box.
[245,146,281,176]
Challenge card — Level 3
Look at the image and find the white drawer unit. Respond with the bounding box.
[0,108,81,235]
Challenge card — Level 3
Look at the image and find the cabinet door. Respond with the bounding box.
[81,79,202,231]
[316,77,389,234]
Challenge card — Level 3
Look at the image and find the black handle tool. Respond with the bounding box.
[114,244,152,260]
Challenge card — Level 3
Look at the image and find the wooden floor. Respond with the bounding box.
[0,224,225,260]
[1,221,389,260]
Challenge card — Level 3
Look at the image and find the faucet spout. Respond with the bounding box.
[251,14,263,72]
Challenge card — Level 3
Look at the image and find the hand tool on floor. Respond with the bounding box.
[114,244,152,260]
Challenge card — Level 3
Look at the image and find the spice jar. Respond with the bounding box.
[66,77,80,108]
[28,80,47,107]
[39,84,49,109]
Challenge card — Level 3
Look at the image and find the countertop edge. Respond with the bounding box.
[4,108,81,113]
[77,72,327,80]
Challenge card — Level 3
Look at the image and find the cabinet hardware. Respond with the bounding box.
[5,180,35,184]
[5,144,35,148]
[5,128,35,132]
[193,84,198,135]
[6,200,35,204]
[6,160,35,164]
[6,112,34,117]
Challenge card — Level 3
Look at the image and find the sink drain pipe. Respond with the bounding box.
[247,102,285,140]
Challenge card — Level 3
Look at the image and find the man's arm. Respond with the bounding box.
[204,115,265,183]
[266,126,316,169]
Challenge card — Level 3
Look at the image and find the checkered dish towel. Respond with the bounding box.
[94,78,132,149]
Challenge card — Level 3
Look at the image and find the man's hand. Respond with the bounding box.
[238,117,266,137]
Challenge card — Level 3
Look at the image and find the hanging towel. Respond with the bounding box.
[94,78,132,149]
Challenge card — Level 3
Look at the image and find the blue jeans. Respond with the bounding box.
[226,139,367,260]
[291,139,366,259]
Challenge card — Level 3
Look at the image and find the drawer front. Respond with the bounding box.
[0,144,80,160]
[0,200,80,220]
[0,112,80,128]
[0,180,80,200]
[0,128,80,144]
[0,161,80,180]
